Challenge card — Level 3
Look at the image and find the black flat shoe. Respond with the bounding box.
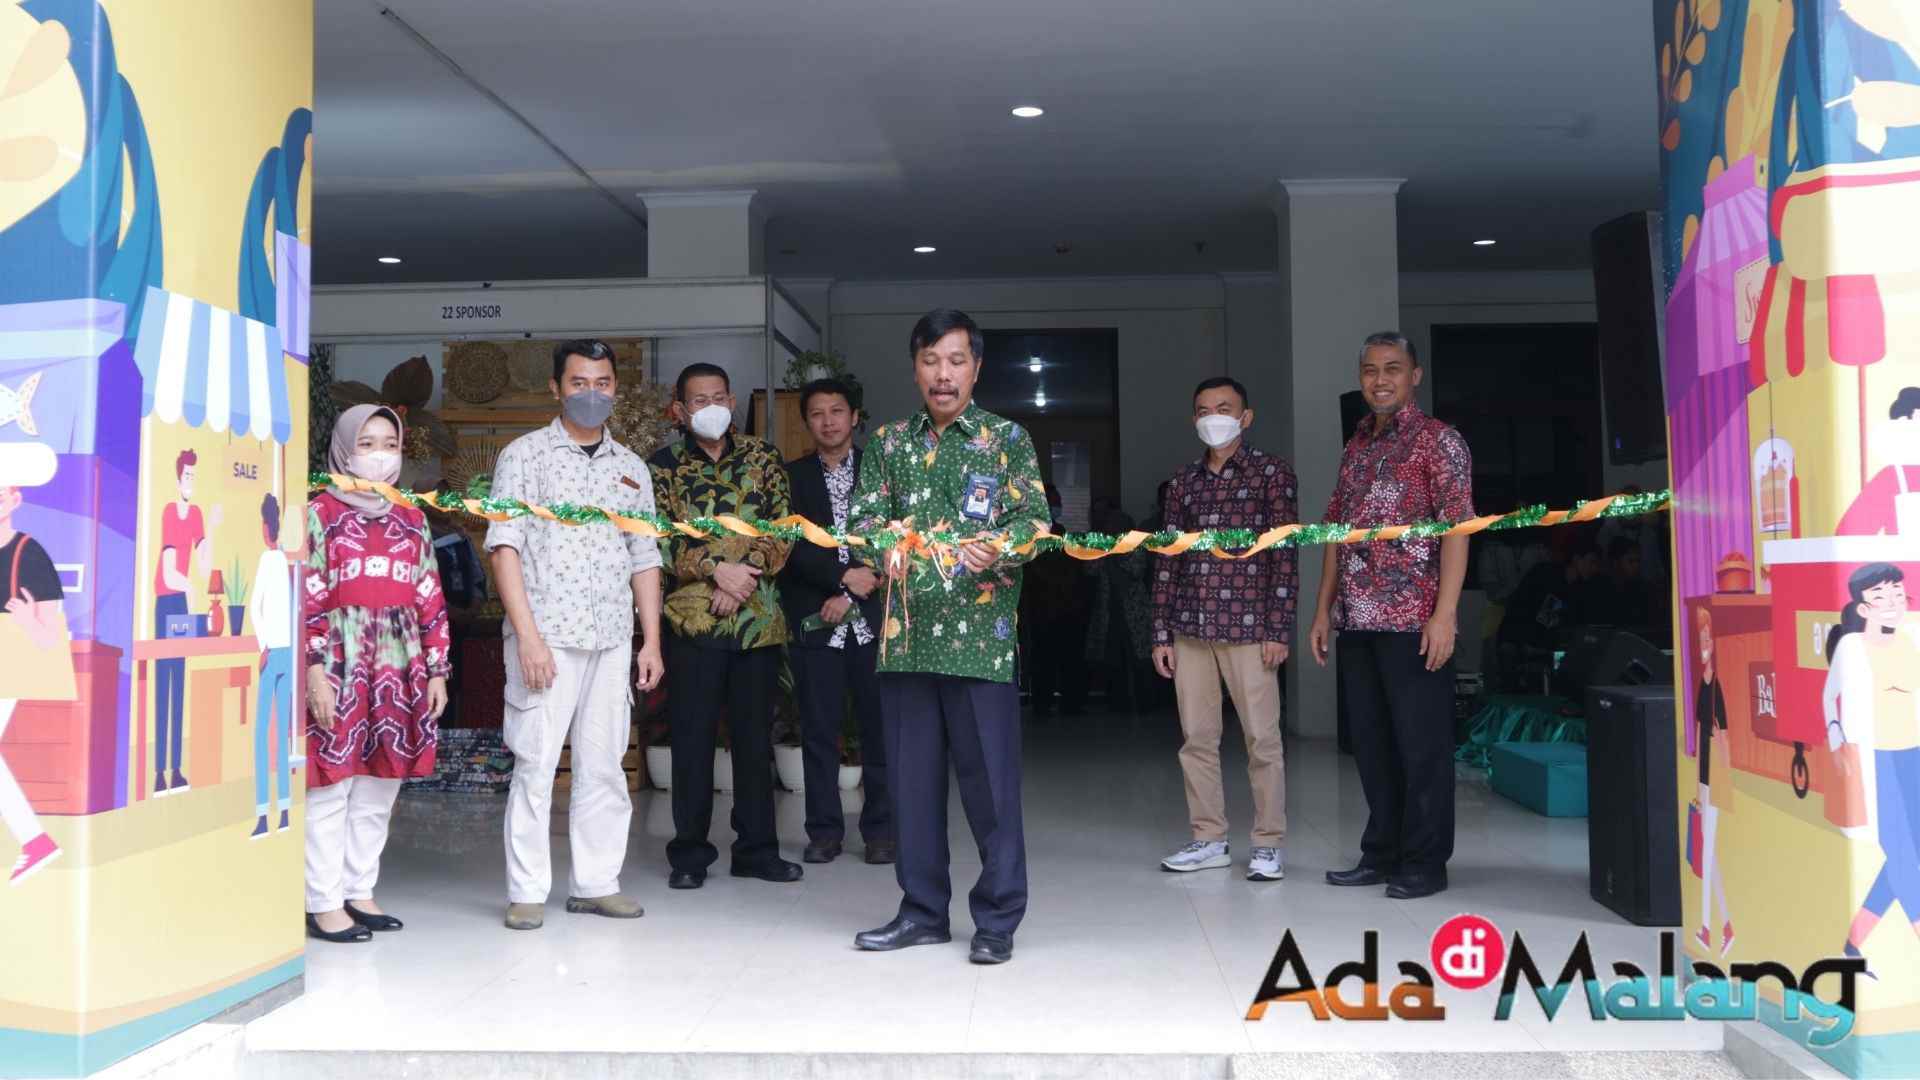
[345,902,404,932]
[855,916,951,951]
[1325,865,1392,887]
[306,913,371,943]
[803,841,842,864]
[1385,873,1448,900]
[731,858,804,883]
[970,932,1013,965]
[669,870,705,890]
[864,841,897,865]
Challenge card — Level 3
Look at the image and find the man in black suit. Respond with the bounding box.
[781,379,894,864]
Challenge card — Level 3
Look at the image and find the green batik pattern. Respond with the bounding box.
[648,433,793,650]
[848,402,1048,682]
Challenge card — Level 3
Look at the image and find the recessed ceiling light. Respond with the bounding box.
[1473,239,1497,247]
[377,256,402,264]
[1011,105,1045,119]
[913,245,937,254]
[1028,358,1043,373]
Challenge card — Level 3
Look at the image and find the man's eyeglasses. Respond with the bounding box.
[684,395,729,410]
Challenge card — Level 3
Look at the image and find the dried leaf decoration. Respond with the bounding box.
[1657,0,1718,156]
[1686,34,1707,65]
[1663,118,1683,151]
[1677,70,1694,103]
[1682,214,1701,261]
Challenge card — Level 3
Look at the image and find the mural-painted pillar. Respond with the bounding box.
[1657,0,1920,1075]
[0,1,313,1075]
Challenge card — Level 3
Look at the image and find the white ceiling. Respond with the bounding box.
[313,0,1660,285]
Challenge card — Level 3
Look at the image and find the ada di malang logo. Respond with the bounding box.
[1246,914,1865,1048]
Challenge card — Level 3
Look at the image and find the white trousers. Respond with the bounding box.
[304,775,403,913]
[0,700,44,843]
[503,644,632,903]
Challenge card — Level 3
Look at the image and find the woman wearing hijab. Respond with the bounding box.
[304,405,450,942]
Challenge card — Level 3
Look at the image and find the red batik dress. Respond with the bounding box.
[303,492,451,788]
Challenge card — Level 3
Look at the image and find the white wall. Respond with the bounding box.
[830,276,1228,519]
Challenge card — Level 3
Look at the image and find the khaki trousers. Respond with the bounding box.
[1173,637,1286,846]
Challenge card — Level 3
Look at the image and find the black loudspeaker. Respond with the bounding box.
[1586,684,1681,926]
[1339,390,1366,442]
[1591,211,1667,467]
[1554,627,1669,701]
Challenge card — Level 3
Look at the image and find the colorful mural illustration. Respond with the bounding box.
[0,0,313,1075]
[1657,0,1920,1074]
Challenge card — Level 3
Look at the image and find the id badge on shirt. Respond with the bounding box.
[961,472,1000,524]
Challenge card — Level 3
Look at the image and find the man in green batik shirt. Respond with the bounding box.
[648,362,801,891]
[847,308,1047,966]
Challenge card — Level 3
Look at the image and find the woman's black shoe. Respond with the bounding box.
[345,902,404,932]
[306,913,372,943]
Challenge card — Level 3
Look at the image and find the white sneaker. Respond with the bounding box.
[1160,840,1230,873]
[1247,847,1284,881]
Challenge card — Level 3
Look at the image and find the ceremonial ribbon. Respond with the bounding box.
[309,471,1669,558]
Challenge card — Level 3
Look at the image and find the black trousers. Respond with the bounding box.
[1338,631,1456,876]
[880,674,1027,937]
[791,638,892,846]
[666,640,779,874]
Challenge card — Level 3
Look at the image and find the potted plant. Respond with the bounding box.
[714,710,734,793]
[838,697,863,791]
[782,350,864,415]
[640,684,672,791]
[224,557,250,636]
[772,650,805,792]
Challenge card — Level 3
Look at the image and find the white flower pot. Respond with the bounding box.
[804,363,832,382]
[645,746,673,791]
[838,764,863,791]
[774,744,805,792]
[714,749,735,793]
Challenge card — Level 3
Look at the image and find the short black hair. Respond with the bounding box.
[1891,386,1920,420]
[1193,376,1249,408]
[553,339,616,384]
[674,362,731,401]
[261,493,281,544]
[909,308,983,361]
[799,378,855,416]
[1359,331,1419,368]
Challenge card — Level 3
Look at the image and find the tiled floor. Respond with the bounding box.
[244,707,1725,1063]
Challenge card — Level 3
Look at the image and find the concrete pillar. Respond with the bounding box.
[1657,2,1920,1075]
[639,189,764,279]
[0,2,312,1074]
[1276,179,1404,737]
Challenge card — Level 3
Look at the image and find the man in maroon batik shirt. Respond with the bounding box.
[1151,376,1297,885]
[1309,332,1473,901]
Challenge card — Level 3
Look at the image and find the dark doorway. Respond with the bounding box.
[977,329,1120,533]
[1430,323,1603,514]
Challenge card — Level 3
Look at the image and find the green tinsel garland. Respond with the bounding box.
[309,472,1669,554]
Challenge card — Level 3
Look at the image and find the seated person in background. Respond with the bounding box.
[1495,530,1602,688]
[1591,535,1654,630]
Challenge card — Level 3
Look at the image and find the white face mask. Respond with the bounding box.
[689,403,732,441]
[350,451,402,484]
[1196,414,1243,449]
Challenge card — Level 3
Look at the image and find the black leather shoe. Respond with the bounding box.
[803,840,842,864]
[1385,873,1448,900]
[864,840,897,865]
[668,870,705,890]
[969,932,1013,965]
[306,913,371,943]
[1325,865,1392,887]
[731,858,804,883]
[345,902,404,932]
[855,916,951,951]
